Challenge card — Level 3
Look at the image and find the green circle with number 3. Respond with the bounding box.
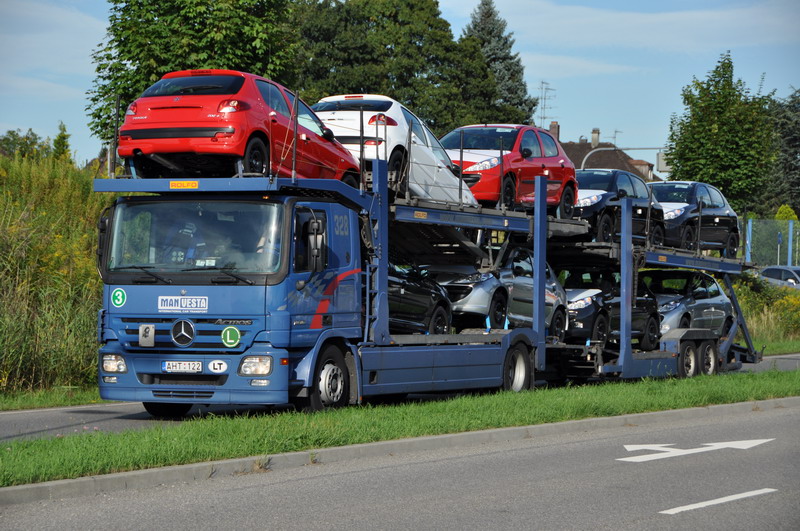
[221,326,241,348]
[111,288,127,308]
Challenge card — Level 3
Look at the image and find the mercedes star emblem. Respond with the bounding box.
[171,320,195,347]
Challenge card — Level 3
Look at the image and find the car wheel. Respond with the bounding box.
[488,292,508,329]
[502,342,531,392]
[591,312,609,350]
[142,402,193,419]
[497,176,516,210]
[680,224,696,250]
[341,173,359,188]
[300,344,350,411]
[428,305,450,335]
[698,340,719,375]
[243,137,269,175]
[596,212,614,243]
[679,315,691,329]
[677,341,699,378]
[721,231,739,258]
[549,307,567,343]
[557,185,575,219]
[639,315,660,351]
[649,223,665,247]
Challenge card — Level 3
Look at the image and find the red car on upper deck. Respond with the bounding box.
[440,124,577,217]
[117,69,360,183]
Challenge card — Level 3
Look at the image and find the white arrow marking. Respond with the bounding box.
[618,439,774,462]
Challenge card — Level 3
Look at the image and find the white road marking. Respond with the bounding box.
[618,439,775,462]
[660,488,778,515]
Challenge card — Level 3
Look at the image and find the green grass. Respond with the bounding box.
[0,387,107,411]
[758,338,800,356]
[1,369,798,487]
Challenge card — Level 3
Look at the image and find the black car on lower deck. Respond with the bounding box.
[647,180,739,257]
[561,269,661,351]
[575,169,665,245]
[387,263,452,334]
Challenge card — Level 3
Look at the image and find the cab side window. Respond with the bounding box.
[293,210,327,272]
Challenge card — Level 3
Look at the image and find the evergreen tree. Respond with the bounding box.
[666,52,777,214]
[52,121,71,160]
[462,0,537,123]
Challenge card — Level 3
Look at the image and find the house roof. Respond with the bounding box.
[562,141,655,181]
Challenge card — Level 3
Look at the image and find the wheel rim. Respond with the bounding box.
[702,344,716,374]
[559,187,575,219]
[598,215,613,242]
[431,309,448,334]
[507,350,527,391]
[683,345,697,376]
[551,309,566,342]
[318,361,345,405]
[651,226,664,246]
[593,315,608,348]
[246,144,266,173]
[500,179,515,209]
[490,295,507,328]
[646,318,659,349]
[681,226,695,250]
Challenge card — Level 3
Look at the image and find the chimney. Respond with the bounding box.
[591,128,600,148]
[549,121,560,141]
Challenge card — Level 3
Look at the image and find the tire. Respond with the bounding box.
[558,185,575,219]
[341,173,359,188]
[649,223,665,247]
[698,340,719,375]
[488,292,508,329]
[243,137,269,175]
[639,315,660,351]
[680,225,696,251]
[677,341,699,378]
[591,312,609,350]
[721,231,739,258]
[142,402,192,419]
[679,315,691,329]
[388,150,405,190]
[596,212,614,243]
[497,177,516,210]
[428,305,450,335]
[549,307,567,343]
[304,344,349,411]
[502,342,531,392]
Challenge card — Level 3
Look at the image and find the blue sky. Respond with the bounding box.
[1,0,798,166]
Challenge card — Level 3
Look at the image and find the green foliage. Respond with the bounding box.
[0,129,52,158]
[766,89,800,214]
[775,204,798,221]
[87,0,299,142]
[52,121,71,161]
[666,52,777,214]
[732,272,800,343]
[0,155,108,390]
[462,0,537,123]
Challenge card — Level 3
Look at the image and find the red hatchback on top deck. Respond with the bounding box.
[440,124,577,217]
[117,69,360,183]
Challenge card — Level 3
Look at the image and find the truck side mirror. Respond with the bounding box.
[308,219,326,273]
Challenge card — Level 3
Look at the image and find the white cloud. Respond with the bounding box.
[519,52,640,79]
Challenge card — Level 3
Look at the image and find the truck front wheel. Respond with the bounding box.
[304,345,349,411]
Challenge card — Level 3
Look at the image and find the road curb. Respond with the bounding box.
[3,396,799,506]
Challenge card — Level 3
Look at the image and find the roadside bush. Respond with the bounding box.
[732,272,800,341]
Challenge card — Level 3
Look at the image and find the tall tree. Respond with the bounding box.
[462,0,537,123]
[52,121,71,160]
[666,52,777,214]
[86,0,298,143]
[0,128,51,158]
[767,88,800,215]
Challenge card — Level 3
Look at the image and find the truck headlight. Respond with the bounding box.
[239,356,273,376]
[102,354,127,373]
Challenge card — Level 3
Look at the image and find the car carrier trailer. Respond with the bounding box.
[93,162,761,418]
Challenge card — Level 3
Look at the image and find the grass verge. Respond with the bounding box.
[0,387,106,411]
[1,369,799,487]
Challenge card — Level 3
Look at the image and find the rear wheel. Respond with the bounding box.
[142,402,192,419]
[649,223,665,247]
[497,177,516,210]
[679,315,691,329]
[698,340,719,375]
[550,307,567,343]
[341,173,359,188]
[677,341,699,378]
[596,212,615,243]
[428,305,450,335]
[591,313,609,350]
[721,231,739,258]
[488,292,508,329]
[243,137,269,175]
[502,342,531,392]
[639,315,660,351]
[557,186,575,219]
[680,225,696,250]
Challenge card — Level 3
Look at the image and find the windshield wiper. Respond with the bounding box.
[117,266,172,284]
[182,266,255,285]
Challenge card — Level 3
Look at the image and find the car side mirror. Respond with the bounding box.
[520,148,533,159]
[321,127,335,141]
[616,189,628,199]
[450,164,461,177]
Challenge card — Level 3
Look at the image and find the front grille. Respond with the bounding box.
[138,373,227,386]
[462,175,480,186]
[118,316,257,352]
[445,285,473,302]
[152,390,214,399]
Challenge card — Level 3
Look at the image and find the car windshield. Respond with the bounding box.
[650,183,692,203]
[641,272,690,293]
[576,171,615,191]
[440,127,519,151]
[108,200,283,274]
[312,99,393,112]
[141,75,245,97]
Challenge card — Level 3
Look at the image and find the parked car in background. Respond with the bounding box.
[574,169,665,245]
[440,124,577,216]
[561,269,660,351]
[759,265,800,289]
[387,263,452,334]
[499,248,568,341]
[118,69,360,182]
[647,181,739,257]
[426,265,508,330]
[312,94,476,205]
[640,269,735,336]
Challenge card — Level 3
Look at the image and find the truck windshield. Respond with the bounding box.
[107,201,283,274]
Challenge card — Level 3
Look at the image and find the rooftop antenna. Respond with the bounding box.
[537,81,555,127]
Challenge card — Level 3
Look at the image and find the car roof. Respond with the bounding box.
[455,124,528,131]
[162,69,251,79]
[764,265,800,271]
[318,94,399,103]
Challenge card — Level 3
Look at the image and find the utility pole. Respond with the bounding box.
[537,81,555,126]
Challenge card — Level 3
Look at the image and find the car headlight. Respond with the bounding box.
[576,195,601,208]
[460,272,493,283]
[568,296,594,310]
[102,354,127,373]
[658,300,680,313]
[465,158,500,172]
[239,356,273,376]
[663,207,685,220]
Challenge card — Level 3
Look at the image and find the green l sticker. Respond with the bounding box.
[221,326,241,348]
